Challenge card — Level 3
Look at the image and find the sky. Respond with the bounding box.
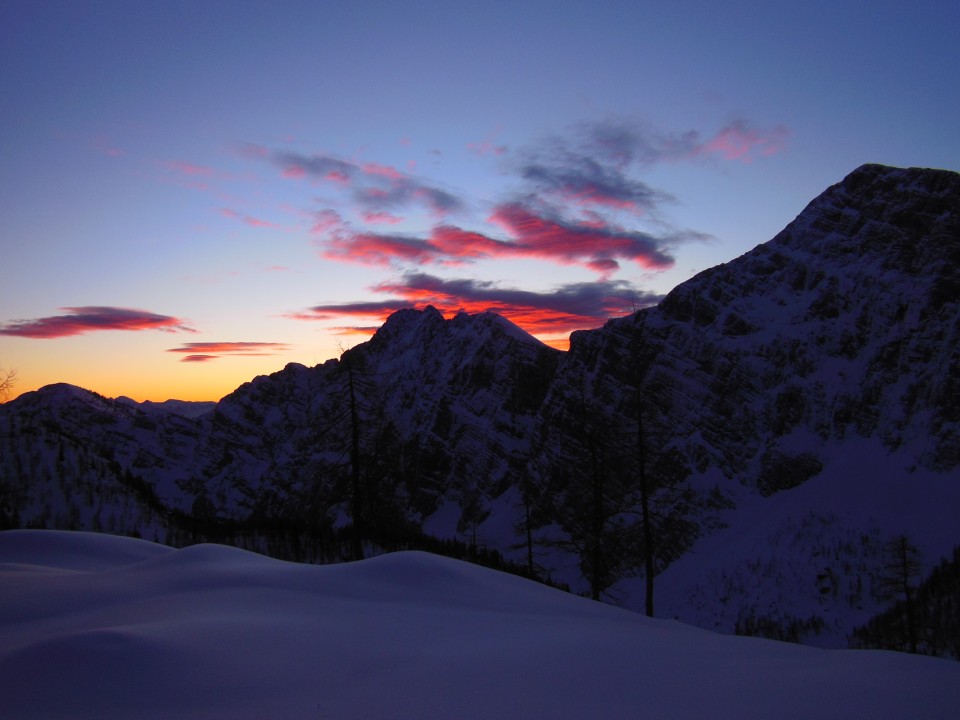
[1,0,958,402]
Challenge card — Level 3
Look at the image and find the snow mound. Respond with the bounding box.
[1,530,958,720]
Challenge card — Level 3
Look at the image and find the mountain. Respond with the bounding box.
[3,529,959,720]
[1,163,958,649]
[116,396,216,419]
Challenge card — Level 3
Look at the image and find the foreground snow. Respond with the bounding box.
[2,531,958,720]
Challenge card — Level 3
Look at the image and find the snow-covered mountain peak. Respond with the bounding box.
[3,165,957,653]
[369,305,545,357]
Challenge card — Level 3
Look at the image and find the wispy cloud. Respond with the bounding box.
[568,116,790,167]
[92,136,124,158]
[166,341,290,362]
[694,120,791,162]
[164,160,214,177]
[520,156,665,213]
[272,150,465,217]
[467,131,508,157]
[220,208,279,228]
[0,307,195,339]
[362,211,404,225]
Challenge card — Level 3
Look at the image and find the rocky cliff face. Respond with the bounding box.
[542,164,960,496]
[2,164,958,644]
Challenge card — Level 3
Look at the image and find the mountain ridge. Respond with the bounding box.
[2,163,958,650]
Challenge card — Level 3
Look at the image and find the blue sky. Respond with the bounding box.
[1,0,958,401]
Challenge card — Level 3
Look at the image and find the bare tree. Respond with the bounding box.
[0,366,16,401]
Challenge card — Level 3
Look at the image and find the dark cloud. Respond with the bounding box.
[289,300,413,322]
[578,116,790,166]
[520,155,666,213]
[291,273,662,340]
[0,307,195,338]
[271,150,466,216]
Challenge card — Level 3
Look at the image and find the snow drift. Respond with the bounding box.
[1,530,958,720]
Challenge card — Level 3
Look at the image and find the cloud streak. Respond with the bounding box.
[0,307,195,339]
[570,117,790,167]
[220,208,279,228]
[166,341,291,363]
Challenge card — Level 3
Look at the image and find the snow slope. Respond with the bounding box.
[2,530,958,720]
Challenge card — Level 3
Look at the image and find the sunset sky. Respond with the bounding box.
[2,0,958,402]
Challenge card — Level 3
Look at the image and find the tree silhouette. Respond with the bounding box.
[0,366,15,401]
[875,534,923,653]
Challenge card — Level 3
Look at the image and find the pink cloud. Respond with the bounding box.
[312,203,674,274]
[362,211,404,225]
[696,121,791,163]
[164,160,214,177]
[281,165,307,179]
[236,143,270,159]
[467,139,508,157]
[322,231,436,266]
[92,137,124,157]
[488,203,674,270]
[360,162,405,181]
[311,209,345,234]
[220,208,278,228]
[0,307,195,338]
[167,341,291,362]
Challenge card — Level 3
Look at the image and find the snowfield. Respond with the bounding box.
[2,530,959,720]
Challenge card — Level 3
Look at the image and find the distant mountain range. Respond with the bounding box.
[2,163,958,652]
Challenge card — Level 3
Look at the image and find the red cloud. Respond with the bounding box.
[167,341,290,362]
[0,307,195,338]
[323,231,436,266]
[294,273,661,344]
[489,203,674,270]
[313,205,673,275]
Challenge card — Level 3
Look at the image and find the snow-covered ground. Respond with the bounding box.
[2,530,958,719]
[650,437,960,645]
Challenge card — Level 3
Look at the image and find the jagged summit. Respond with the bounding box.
[771,163,960,269]
[369,304,545,351]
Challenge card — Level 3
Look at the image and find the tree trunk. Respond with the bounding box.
[347,361,364,561]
